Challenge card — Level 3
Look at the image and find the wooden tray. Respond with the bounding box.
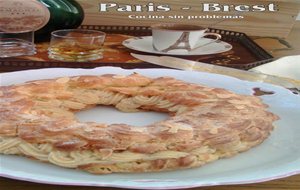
[0,25,273,72]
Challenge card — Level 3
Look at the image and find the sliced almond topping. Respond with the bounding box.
[56,77,70,84]
[113,75,126,79]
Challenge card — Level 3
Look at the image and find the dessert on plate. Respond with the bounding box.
[0,73,278,174]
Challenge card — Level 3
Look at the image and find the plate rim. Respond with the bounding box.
[1,67,300,189]
[122,36,232,56]
[1,170,300,190]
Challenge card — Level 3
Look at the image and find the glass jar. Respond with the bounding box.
[0,0,50,57]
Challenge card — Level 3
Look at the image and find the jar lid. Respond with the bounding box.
[0,0,50,33]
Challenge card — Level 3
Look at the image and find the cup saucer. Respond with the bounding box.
[122,36,232,56]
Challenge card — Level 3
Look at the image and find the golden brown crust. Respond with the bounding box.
[0,73,279,173]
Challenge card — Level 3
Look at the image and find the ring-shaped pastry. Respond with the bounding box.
[0,73,278,174]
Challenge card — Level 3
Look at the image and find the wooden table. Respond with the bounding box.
[253,21,300,59]
[1,23,299,190]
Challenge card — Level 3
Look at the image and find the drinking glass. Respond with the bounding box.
[48,29,106,62]
[0,31,36,58]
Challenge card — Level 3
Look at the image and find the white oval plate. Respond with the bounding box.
[1,67,300,189]
[122,36,232,56]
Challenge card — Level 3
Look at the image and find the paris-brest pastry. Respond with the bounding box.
[0,73,278,173]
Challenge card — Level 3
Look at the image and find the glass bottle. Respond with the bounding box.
[35,0,84,42]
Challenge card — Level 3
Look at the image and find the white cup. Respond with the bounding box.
[151,24,221,52]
